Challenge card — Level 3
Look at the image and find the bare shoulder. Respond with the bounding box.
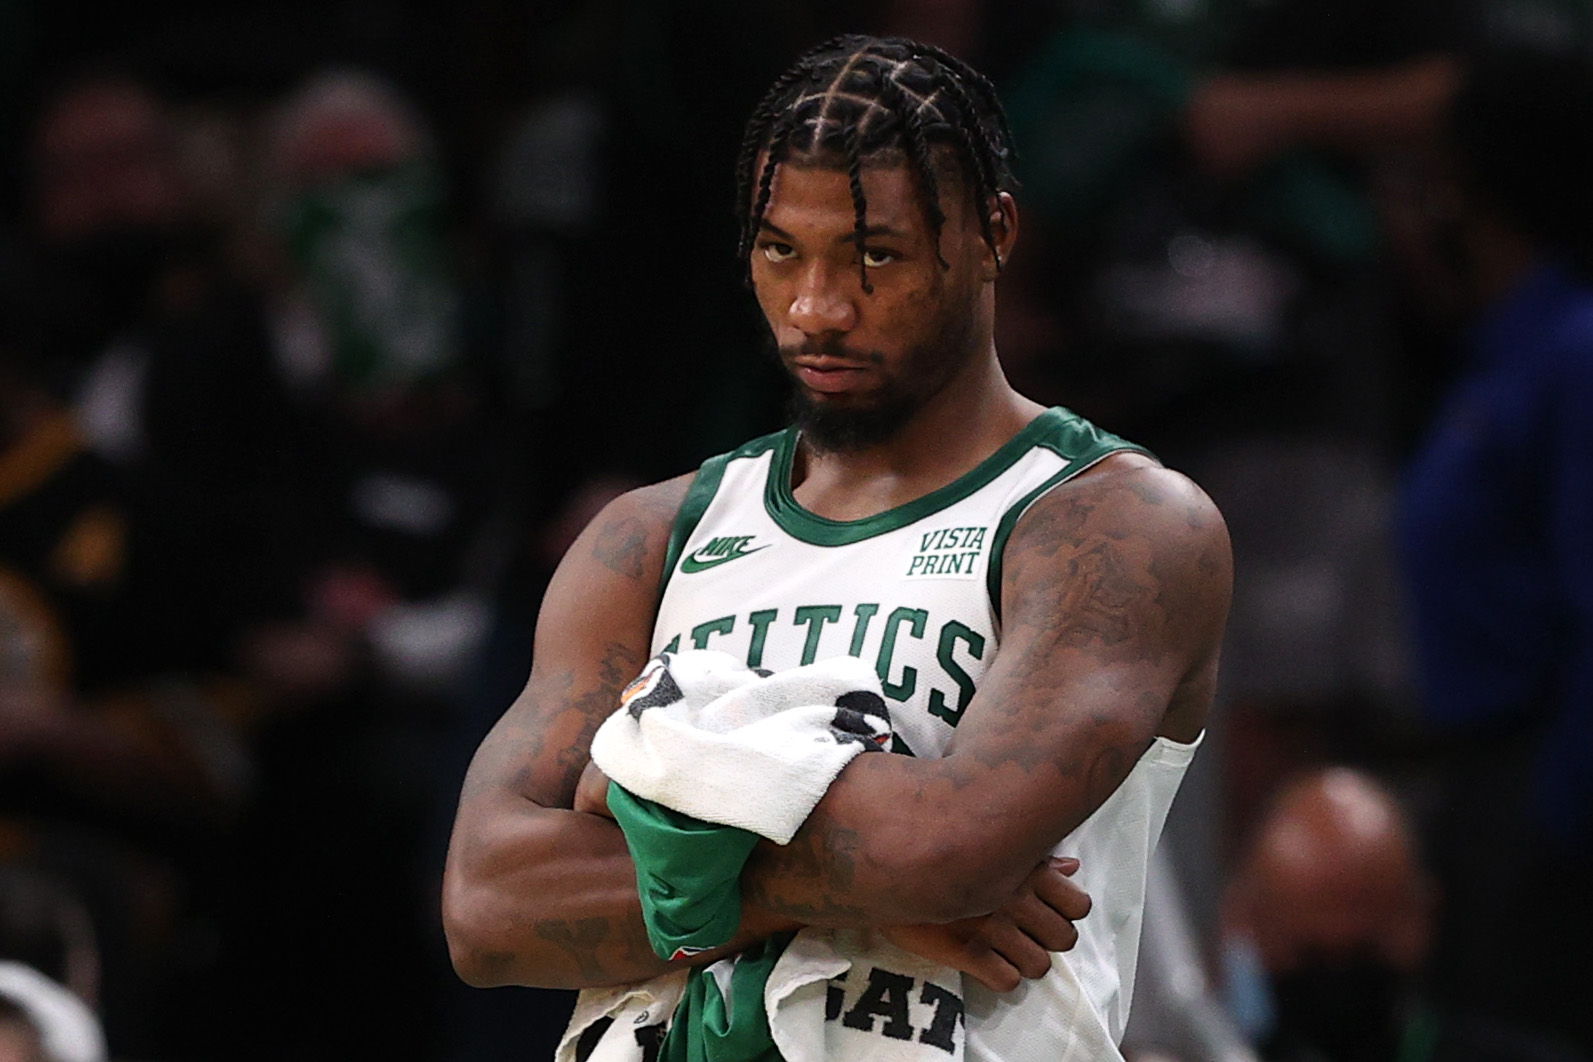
[461,473,695,809]
[1006,450,1229,580]
[567,474,696,586]
[999,449,1232,680]
[532,470,697,671]
[1041,451,1226,552]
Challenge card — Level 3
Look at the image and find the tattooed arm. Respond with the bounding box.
[441,476,799,989]
[440,454,1218,989]
[741,454,1233,927]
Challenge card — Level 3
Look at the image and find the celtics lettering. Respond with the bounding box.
[660,603,987,727]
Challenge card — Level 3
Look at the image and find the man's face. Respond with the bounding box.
[748,156,996,452]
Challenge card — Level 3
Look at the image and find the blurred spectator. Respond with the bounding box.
[185,65,514,1061]
[1219,766,1585,1062]
[0,278,251,1056]
[250,66,504,706]
[0,963,104,1062]
[1385,46,1593,1050]
[22,68,300,689]
[0,867,98,1022]
[0,867,104,1062]
[1123,849,1259,1062]
[0,994,44,1062]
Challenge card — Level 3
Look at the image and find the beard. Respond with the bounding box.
[783,355,919,454]
[777,291,981,455]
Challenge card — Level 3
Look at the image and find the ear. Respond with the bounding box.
[983,191,1018,280]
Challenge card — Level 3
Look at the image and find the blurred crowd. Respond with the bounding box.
[0,0,1590,1060]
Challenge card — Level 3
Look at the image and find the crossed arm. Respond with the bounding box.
[441,454,1231,990]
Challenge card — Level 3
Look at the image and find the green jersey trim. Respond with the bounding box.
[661,408,1146,594]
[763,407,1125,546]
[659,433,783,597]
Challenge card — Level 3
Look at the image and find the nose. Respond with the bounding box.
[787,261,857,335]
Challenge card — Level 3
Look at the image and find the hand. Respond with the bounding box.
[573,759,615,819]
[881,856,1090,992]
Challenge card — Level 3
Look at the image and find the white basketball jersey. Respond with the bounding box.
[652,407,1201,1060]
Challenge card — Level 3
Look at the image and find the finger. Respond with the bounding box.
[1032,865,1093,922]
[1003,890,1080,954]
[947,937,1024,993]
[573,762,614,816]
[1048,856,1080,875]
[966,959,1024,993]
[983,915,1055,981]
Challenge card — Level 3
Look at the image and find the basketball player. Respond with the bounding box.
[443,34,1232,1055]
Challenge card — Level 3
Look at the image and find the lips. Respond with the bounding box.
[792,359,869,393]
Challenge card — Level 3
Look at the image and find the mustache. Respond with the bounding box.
[779,336,886,364]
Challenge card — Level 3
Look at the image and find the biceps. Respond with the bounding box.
[938,642,1176,846]
[464,641,647,812]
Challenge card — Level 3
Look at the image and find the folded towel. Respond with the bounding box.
[591,650,891,845]
[567,650,969,1062]
[596,650,891,961]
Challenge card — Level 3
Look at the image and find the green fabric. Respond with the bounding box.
[1247,154,1379,266]
[610,785,793,1060]
[661,934,795,1062]
[763,407,1137,545]
[609,783,761,960]
[280,161,457,392]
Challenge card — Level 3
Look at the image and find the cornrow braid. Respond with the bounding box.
[735,52,830,260]
[906,38,1017,169]
[873,72,949,272]
[844,122,873,294]
[906,60,1002,261]
[734,34,1018,287]
[748,112,796,263]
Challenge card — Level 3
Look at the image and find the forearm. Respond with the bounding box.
[444,796,658,988]
[1271,58,1458,148]
[738,681,1177,927]
[1218,57,1457,152]
[738,752,1049,928]
[1184,56,1459,176]
[444,795,801,989]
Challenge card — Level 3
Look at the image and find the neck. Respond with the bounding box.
[792,344,1044,521]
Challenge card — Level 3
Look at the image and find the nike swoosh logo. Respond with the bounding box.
[679,542,770,573]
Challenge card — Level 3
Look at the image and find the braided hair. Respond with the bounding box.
[734,35,1018,293]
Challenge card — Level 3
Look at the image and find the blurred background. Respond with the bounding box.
[1,1,1591,1060]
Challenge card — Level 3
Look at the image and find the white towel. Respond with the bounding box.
[562,650,972,1062]
[589,650,892,845]
[558,930,972,1062]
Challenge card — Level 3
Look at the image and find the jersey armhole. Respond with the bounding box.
[657,433,785,598]
[983,443,1151,627]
